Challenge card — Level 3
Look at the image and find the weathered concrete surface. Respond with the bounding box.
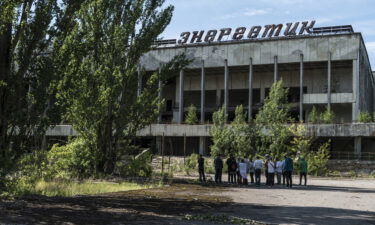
[47,123,375,137]
[303,93,354,104]
[141,34,360,70]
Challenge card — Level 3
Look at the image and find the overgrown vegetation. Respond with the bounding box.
[308,106,319,124]
[185,104,198,124]
[358,112,372,123]
[320,107,335,124]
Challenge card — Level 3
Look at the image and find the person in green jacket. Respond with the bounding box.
[299,157,308,186]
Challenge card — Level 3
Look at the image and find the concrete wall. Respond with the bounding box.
[141,34,360,70]
[358,40,375,116]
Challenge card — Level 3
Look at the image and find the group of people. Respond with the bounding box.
[197,154,308,187]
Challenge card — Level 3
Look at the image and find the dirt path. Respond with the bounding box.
[0,178,374,225]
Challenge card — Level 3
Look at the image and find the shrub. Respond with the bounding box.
[184,153,198,175]
[320,108,335,124]
[308,106,319,124]
[47,138,95,179]
[185,104,198,124]
[306,141,330,176]
[117,152,153,177]
[358,112,372,123]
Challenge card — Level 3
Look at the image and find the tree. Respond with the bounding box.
[255,80,291,159]
[56,0,189,174]
[185,104,198,125]
[210,106,235,157]
[231,105,253,157]
[0,0,85,176]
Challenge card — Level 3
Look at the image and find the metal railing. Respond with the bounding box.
[330,151,375,160]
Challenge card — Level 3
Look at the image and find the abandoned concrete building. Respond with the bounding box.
[48,22,375,162]
[135,22,375,160]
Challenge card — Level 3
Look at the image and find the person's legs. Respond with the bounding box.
[282,171,286,185]
[199,169,203,182]
[265,171,268,186]
[277,172,281,185]
[287,171,293,187]
[219,169,222,183]
[228,171,231,183]
[303,172,307,186]
[286,171,290,187]
[250,172,254,183]
[255,169,261,185]
[215,169,219,183]
[299,172,302,185]
[202,169,206,182]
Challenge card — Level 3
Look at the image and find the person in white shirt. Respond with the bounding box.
[281,159,286,185]
[253,156,263,186]
[267,159,275,187]
[276,159,283,185]
[239,159,248,185]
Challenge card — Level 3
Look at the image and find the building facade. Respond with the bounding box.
[137,22,375,160]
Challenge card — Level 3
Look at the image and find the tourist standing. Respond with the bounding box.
[247,156,255,184]
[284,155,294,188]
[197,154,206,182]
[214,155,223,183]
[226,154,237,183]
[237,157,242,184]
[253,156,263,186]
[264,155,269,185]
[282,158,286,186]
[267,158,275,187]
[239,159,248,185]
[276,159,283,185]
[299,157,308,186]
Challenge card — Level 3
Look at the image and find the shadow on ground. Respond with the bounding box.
[0,183,374,225]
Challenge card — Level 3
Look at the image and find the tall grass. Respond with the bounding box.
[33,180,155,197]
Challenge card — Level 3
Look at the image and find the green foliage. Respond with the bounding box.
[358,112,372,123]
[209,106,235,157]
[320,108,335,124]
[308,106,319,124]
[55,0,189,174]
[306,141,330,176]
[184,153,198,175]
[117,152,153,178]
[185,104,198,124]
[231,105,254,157]
[255,80,291,159]
[0,0,84,180]
[47,138,96,179]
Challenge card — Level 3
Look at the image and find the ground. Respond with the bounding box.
[1,177,374,225]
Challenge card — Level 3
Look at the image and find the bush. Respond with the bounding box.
[185,104,198,124]
[358,112,372,123]
[184,153,198,175]
[308,106,319,124]
[320,108,335,124]
[47,138,95,179]
[117,152,153,177]
[306,141,330,176]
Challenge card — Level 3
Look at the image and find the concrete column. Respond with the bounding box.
[299,54,304,121]
[200,60,205,123]
[137,65,142,97]
[352,58,360,121]
[274,55,278,82]
[327,52,332,110]
[178,69,184,124]
[224,59,229,122]
[158,67,162,123]
[199,137,206,155]
[248,57,253,122]
[354,137,362,159]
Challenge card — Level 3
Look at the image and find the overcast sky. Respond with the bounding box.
[162,0,375,68]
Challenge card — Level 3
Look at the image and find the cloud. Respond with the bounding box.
[220,8,271,20]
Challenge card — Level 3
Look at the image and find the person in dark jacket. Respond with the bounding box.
[226,154,237,183]
[214,155,223,183]
[197,154,206,182]
[284,154,294,188]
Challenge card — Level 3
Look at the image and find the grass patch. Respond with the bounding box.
[32,180,156,197]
